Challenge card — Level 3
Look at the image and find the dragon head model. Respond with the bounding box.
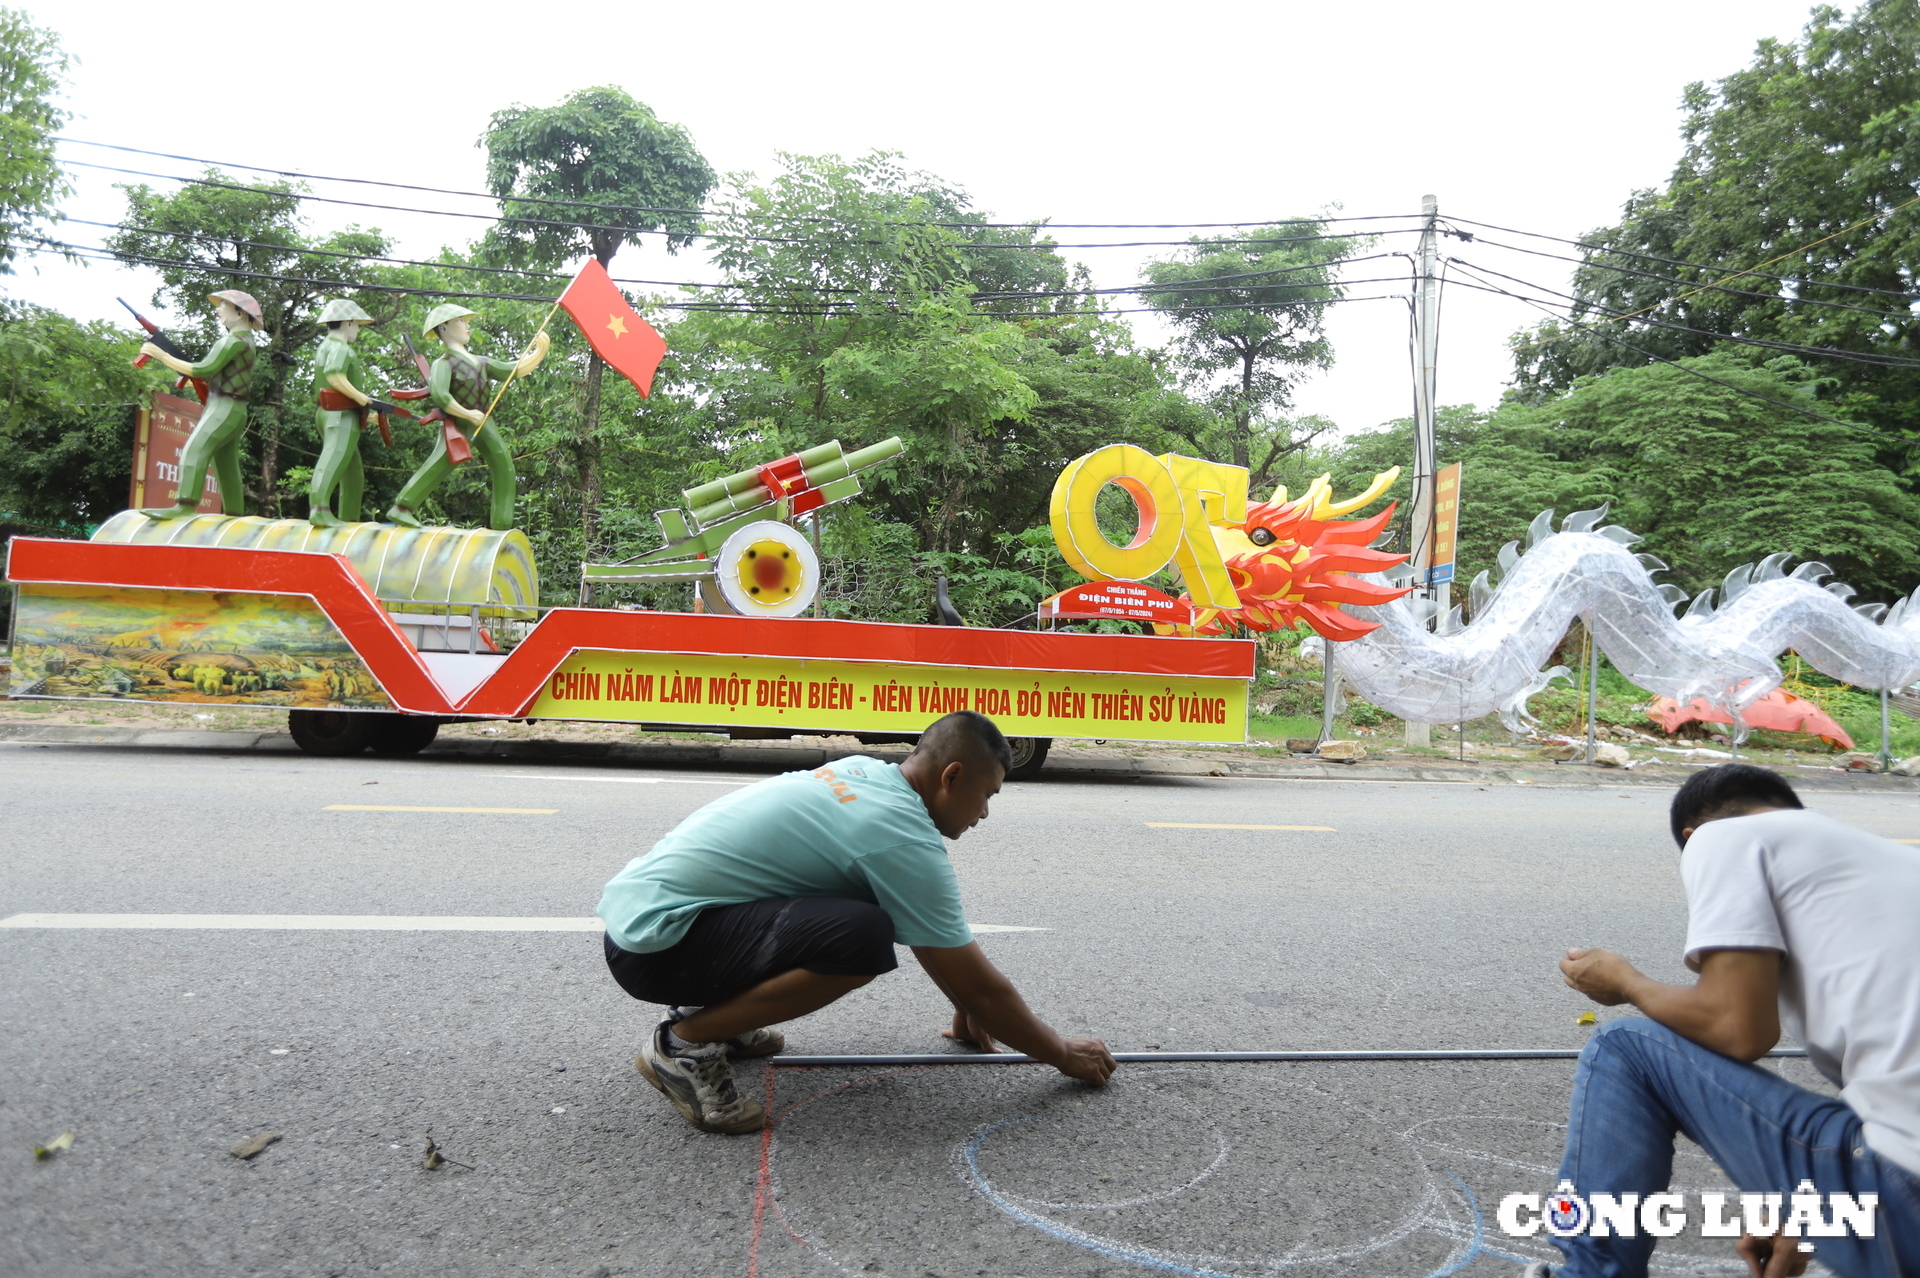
[1188,467,1413,640]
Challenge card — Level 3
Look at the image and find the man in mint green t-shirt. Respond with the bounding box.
[598,710,1116,1133]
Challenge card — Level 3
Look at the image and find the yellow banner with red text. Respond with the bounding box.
[526,649,1247,742]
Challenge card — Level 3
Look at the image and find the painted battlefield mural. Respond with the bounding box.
[8,584,389,709]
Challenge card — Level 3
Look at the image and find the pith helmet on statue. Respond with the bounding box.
[317,299,374,324]
[422,303,478,338]
[207,290,264,329]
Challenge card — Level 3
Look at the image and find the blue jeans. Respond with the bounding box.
[1554,1018,1920,1278]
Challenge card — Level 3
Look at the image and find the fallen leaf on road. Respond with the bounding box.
[32,1131,74,1160]
[1576,1011,1597,1026]
[421,1135,471,1171]
[230,1132,280,1159]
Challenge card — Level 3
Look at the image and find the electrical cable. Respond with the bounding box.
[1450,258,1920,370]
[22,239,1406,319]
[1461,231,1911,320]
[63,158,1413,254]
[78,217,1393,302]
[1444,261,1914,446]
[1443,214,1920,302]
[55,136,1423,231]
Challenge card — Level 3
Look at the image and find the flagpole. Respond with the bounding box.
[471,296,563,441]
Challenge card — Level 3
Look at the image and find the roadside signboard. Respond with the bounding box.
[1428,462,1462,585]
[128,393,223,514]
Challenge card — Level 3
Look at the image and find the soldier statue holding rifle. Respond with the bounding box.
[137,289,261,520]
[309,299,389,527]
[386,304,549,531]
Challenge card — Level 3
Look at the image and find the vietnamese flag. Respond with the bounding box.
[557,259,668,398]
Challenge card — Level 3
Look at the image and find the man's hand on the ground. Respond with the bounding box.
[942,1007,1000,1053]
[913,942,1118,1086]
[1057,1037,1118,1086]
[1560,947,1640,1005]
[1736,1231,1811,1278]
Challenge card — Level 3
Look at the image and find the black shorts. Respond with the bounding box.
[603,897,897,1008]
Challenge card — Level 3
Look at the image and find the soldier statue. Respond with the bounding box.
[309,299,382,527]
[138,290,261,520]
[386,304,549,531]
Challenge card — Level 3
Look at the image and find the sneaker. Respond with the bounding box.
[667,1007,785,1059]
[635,1021,766,1134]
[1521,1264,1554,1278]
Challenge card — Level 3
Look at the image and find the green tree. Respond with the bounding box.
[0,8,68,276]
[1139,221,1364,494]
[0,303,147,533]
[106,175,395,516]
[665,152,1185,571]
[1328,353,1920,602]
[481,86,717,556]
[1510,0,1920,438]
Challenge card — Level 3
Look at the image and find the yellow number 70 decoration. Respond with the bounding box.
[1048,445,1250,609]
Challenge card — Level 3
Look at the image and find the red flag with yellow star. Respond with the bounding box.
[557,259,668,397]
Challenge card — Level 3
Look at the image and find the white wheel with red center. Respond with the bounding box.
[711,520,820,617]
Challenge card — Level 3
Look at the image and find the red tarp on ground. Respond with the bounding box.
[1647,688,1853,749]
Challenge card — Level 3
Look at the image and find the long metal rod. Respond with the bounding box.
[773,1048,1808,1067]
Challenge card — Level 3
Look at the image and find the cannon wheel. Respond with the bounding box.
[288,709,376,756]
[369,715,441,756]
[1004,736,1051,781]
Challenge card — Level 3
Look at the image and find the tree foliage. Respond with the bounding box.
[1139,221,1363,493]
[1511,0,1920,440]
[0,303,146,531]
[1330,353,1920,603]
[0,8,68,277]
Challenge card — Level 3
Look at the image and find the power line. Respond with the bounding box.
[81,217,1394,302]
[55,136,1423,232]
[1462,230,1910,321]
[1444,261,1914,446]
[1443,214,1920,303]
[24,239,1407,319]
[1450,258,1920,370]
[63,158,1415,253]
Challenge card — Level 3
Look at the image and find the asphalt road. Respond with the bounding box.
[5,742,1911,1278]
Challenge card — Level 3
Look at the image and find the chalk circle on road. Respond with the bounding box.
[767,1068,1482,1276]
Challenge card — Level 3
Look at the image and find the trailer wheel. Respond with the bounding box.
[369,715,441,756]
[1004,736,1051,781]
[288,710,376,756]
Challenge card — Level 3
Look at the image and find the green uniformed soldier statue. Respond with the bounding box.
[309,299,381,527]
[138,290,261,520]
[386,304,550,531]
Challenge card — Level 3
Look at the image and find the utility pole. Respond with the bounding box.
[1405,194,1442,749]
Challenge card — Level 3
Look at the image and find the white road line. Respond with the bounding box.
[1145,823,1336,830]
[0,913,1048,933]
[1,914,602,931]
[502,773,747,786]
[323,805,559,814]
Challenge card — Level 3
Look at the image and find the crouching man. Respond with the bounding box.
[1534,764,1920,1278]
[596,710,1116,1133]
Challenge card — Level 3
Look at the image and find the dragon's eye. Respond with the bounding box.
[1248,527,1277,546]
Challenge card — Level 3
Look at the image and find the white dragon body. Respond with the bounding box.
[1328,505,1920,733]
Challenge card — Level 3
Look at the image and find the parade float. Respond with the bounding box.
[13,262,1909,773]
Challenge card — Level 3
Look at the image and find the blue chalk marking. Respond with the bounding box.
[1422,1171,1532,1277]
[962,1117,1242,1278]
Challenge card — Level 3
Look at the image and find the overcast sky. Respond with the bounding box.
[11,0,1822,439]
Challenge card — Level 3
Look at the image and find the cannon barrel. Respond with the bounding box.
[682,440,845,509]
[686,437,905,528]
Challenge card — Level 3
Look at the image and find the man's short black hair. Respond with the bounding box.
[1669,763,1803,847]
[915,710,1012,778]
